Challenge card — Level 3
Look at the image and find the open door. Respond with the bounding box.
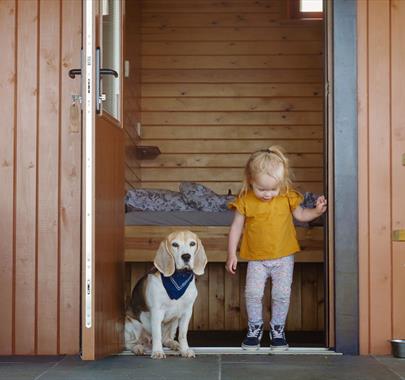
[81,0,124,360]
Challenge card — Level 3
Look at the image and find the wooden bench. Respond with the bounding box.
[124,225,324,263]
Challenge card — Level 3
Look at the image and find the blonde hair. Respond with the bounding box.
[240,146,292,196]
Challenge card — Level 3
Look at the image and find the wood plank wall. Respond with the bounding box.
[125,262,324,332]
[0,0,81,355]
[124,0,142,188]
[358,0,405,355]
[126,0,324,195]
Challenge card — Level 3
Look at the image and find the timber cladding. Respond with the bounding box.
[0,0,81,355]
[126,0,324,195]
[125,261,324,332]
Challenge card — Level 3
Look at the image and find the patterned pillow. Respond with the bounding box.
[179,182,235,212]
[125,188,195,212]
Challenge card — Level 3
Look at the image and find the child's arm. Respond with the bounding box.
[293,195,327,222]
[226,211,245,275]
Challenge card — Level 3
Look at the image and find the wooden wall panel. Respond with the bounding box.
[358,0,405,355]
[125,262,324,332]
[59,0,82,355]
[368,0,391,355]
[134,0,324,196]
[0,0,16,355]
[0,0,82,355]
[37,0,60,354]
[391,0,405,341]
[14,0,38,354]
[124,0,142,189]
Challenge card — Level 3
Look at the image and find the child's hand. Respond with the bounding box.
[316,195,327,214]
[226,255,238,275]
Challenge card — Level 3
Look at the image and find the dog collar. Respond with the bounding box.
[161,270,194,300]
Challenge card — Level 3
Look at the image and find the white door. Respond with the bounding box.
[81,0,124,360]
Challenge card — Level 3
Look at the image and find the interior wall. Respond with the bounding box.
[128,0,324,195]
[124,0,142,188]
[0,0,81,355]
[126,262,324,332]
[358,0,405,355]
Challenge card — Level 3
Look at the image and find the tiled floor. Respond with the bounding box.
[0,354,405,380]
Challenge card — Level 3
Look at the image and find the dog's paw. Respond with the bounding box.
[151,350,166,359]
[163,339,181,351]
[180,348,195,358]
[131,344,145,356]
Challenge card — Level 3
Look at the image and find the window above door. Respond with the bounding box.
[288,0,323,20]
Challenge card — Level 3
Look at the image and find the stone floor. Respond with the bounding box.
[1,354,405,380]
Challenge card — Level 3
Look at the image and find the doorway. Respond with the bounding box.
[121,0,331,350]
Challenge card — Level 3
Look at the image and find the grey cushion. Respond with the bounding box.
[125,210,235,226]
[179,181,235,212]
[125,188,195,212]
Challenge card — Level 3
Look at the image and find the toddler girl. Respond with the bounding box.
[225,146,327,351]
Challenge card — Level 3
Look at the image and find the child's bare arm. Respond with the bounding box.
[293,195,327,222]
[226,211,245,274]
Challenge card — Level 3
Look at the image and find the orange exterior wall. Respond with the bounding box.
[358,0,405,355]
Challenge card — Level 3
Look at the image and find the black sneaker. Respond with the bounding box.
[241,322,263,350]
[270,324,289,351]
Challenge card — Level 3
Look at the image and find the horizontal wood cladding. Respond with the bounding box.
[140,125,323,139]
[142,14,292,28]
[142,69,323,83]
[142,111,322,124]
[142,41,322,55]
[142,83,322,97]
[136,0,324,197]
[125,262,324,332]
[124,0,142,189]
[138,153,323,168]
[139,167,322,181]
[142,55,323,69]
[142,98,323,111]
[142,1,283,13]
[136,140,322,153]
[142,27,322,41]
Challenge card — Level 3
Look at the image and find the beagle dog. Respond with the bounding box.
[125,230,207,359]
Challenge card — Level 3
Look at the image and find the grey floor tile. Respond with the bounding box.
[38,355,220,380]
[0,356,65,380]
[1,354,405,380]
[375,356,405,379]
[222,355,402,380]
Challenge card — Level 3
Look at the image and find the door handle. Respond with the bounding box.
[68,69,82,79]
[96,47,119,114]
[393,230,405,242]
[100,68,118,78]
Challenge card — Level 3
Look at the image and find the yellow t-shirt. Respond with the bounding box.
[229,189,303,260]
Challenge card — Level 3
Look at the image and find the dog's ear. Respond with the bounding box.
[154,239,175,277]
[193,237,207,276]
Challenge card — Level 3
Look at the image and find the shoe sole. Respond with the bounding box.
[270,345,289,351]
[241,343,260,351]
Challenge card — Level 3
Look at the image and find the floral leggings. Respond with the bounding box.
[245,255,294,326]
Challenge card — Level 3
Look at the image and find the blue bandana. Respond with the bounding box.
[161,270,194,300]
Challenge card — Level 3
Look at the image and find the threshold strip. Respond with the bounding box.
[120,347,341,356]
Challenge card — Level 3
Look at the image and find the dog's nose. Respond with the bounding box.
[181,253,191,263]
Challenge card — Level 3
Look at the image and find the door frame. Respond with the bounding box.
[331,0,359,355]
[79,0,360,357]
[81,0,125,360]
